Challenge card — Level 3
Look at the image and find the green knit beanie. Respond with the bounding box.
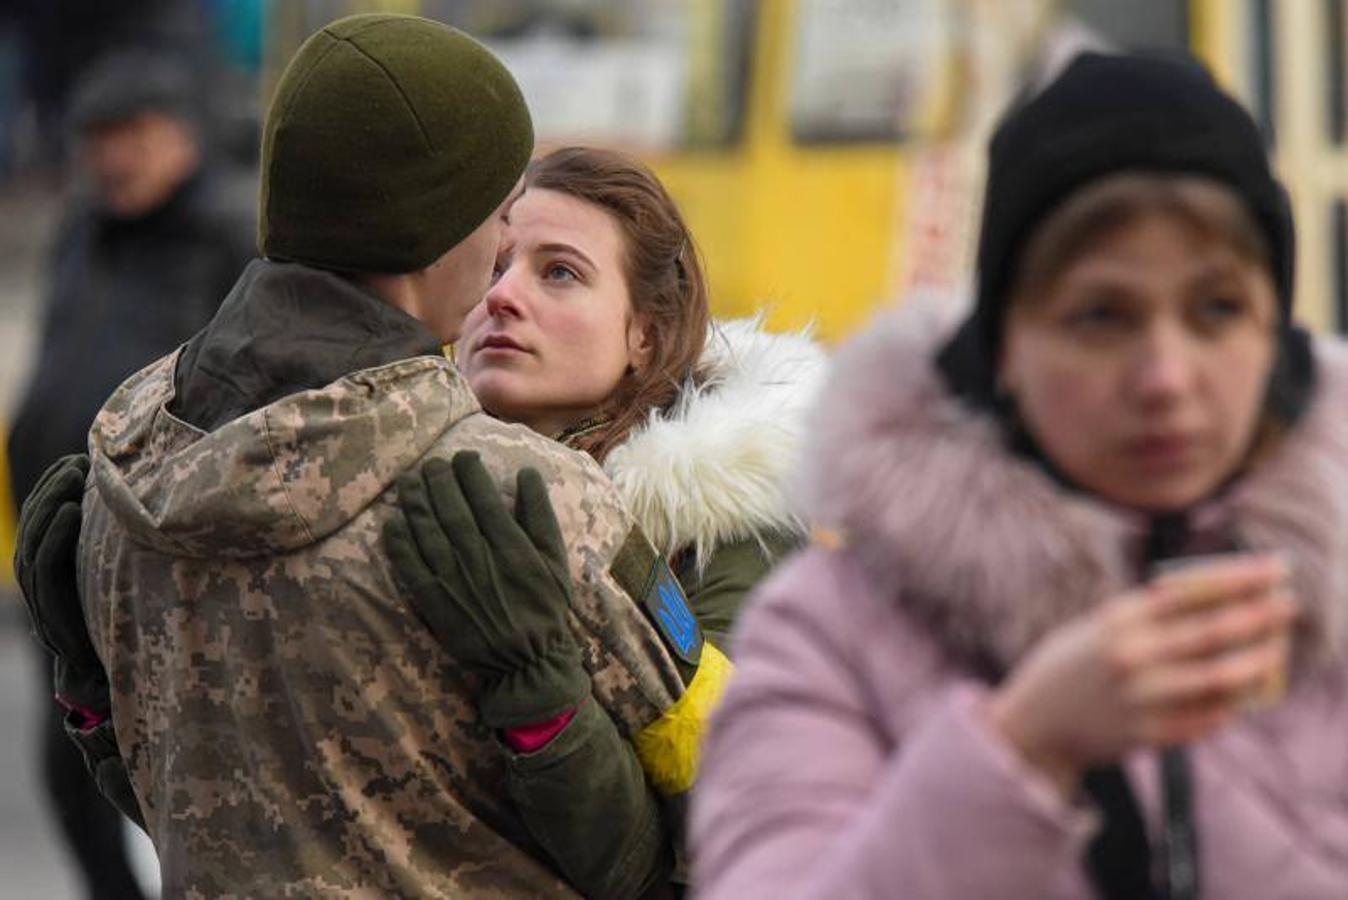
[259,14,533,273]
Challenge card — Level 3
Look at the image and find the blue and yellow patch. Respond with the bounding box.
[610,527,704,671]
[611,526,735,795]
[643,557,702,666]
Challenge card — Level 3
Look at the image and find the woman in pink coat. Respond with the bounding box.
[692,52,1348,899]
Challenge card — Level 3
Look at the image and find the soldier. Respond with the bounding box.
[15,14,694,898]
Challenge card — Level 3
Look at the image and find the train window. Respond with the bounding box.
[1250,0,1278,144]
[1329,0,1347,144]
[790,0,957,144]
[1059,0,1189,50]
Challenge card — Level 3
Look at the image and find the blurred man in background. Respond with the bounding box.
[6,50,253,900]
[1,0,219,173]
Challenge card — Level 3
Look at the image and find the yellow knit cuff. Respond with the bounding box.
[632,641,734,795]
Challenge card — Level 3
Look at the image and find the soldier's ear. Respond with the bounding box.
[625,314,653,374]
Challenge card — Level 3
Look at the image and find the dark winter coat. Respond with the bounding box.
[7,170,254,506]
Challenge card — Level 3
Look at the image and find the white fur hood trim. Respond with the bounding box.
[604,316,828,560]
[800,295,1348,669]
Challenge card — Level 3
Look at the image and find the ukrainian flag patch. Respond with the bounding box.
[611,527,704,667]
[643,558,702,666]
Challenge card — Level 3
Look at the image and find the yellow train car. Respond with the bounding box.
[641,0,1056,340]
[647,0,1348,339]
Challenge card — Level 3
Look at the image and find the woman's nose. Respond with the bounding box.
[1130,323,1197,403]
[484,270,525,319]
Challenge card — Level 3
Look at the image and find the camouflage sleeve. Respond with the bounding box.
[504,697,673,899]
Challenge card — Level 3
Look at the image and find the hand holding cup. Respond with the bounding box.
[1147,553,1294,710]
[988,553,1296,795]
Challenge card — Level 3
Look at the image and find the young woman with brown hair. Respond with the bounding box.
[389,145,826,896]
[459,146,822,641]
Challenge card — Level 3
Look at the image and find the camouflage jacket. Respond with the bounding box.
[78,263,686,897]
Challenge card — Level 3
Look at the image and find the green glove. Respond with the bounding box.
[385,451,589,730]
[14,454,109,724]
[17,454,147,829]
[65,718,147,831]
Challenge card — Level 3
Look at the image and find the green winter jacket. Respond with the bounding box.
[530,316,826,889]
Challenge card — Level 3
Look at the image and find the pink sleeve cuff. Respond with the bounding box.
[503,707,579,753]
[55,693,108,732]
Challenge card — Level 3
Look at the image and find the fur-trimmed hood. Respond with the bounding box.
[801,297,1348,670]
[604,316,827,561]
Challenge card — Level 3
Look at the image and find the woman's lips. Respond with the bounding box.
[476,334,529,354]
[1125,433,1198,469]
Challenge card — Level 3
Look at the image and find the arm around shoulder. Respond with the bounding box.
[504,697,674,899]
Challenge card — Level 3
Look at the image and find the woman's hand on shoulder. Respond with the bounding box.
[986,555,1296,796]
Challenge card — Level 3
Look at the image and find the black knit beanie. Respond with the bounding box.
[258,14,534,274]
[938,51,1314,423]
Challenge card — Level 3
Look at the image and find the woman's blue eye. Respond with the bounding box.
[545,262,579,282]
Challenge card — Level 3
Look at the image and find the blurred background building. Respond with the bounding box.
[0,1,1344,895]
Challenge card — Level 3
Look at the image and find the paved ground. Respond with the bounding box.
[0,181,159,897]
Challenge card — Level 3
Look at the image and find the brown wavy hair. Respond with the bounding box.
[526,146,710,463]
